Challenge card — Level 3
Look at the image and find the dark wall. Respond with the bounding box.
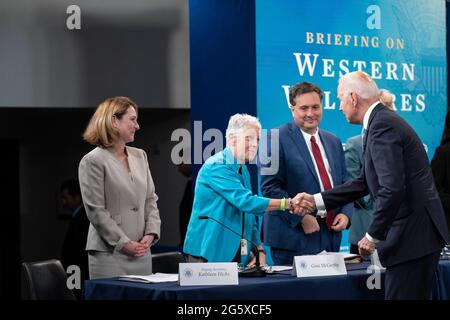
[1,140,20,300]
[189,0,257,189]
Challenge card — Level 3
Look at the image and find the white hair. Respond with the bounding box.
[339,71,379,99]
[225,113,261,142]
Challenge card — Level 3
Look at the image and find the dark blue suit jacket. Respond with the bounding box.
[322,104,450,267]
[260,121,352,253]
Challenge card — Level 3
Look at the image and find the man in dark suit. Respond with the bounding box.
[431,110,450,235]
[60,179,90,299]
[260,82,352,265]
[297,71,449,299]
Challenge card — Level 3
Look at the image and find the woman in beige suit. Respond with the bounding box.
[79,96,161,279]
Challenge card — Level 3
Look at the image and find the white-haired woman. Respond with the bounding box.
[183,114,312,268]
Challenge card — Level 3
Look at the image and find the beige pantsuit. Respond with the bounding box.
[79,146,161,279]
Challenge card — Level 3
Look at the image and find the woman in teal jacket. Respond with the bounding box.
[183,114,308,267]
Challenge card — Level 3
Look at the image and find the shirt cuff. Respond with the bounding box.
[145,233,160,245]
[314,193,326,211]
[365,232,379,243]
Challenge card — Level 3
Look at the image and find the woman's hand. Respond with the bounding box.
[246,247,267,268]
[120,241,149,257]
[140,234,155,247]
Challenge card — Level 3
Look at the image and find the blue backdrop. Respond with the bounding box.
[255,0,447,251]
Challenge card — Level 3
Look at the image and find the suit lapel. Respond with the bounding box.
[124,147,140,205]
[287,122,320,186]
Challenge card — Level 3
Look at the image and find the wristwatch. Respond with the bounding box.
[286,198,292,211]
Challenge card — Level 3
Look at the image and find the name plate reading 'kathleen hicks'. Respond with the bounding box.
[179,262,239,286]
[292,255,347,278]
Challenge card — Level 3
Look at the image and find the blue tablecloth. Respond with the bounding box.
[432,258,450,300]
[84,260,450,300]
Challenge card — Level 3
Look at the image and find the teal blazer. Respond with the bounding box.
[183,148,269,264]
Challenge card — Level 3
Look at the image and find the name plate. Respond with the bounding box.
[179,262,239,286]
[292,255,347,278]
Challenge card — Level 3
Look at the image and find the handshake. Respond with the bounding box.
[286,192,350,236]
[288,192,317,215]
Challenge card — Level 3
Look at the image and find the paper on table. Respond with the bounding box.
[119,273,179,283]
[269,266,293,272]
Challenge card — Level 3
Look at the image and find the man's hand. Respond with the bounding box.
[291,192,316,215]
[300,214,320,234]
[358,235,376,257]
[330,213,349,232]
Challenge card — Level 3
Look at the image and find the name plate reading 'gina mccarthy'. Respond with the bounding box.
[292,255,347,278]
[179,262,239,286]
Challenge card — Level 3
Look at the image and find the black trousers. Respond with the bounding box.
[384,250,441,300]
[350,244,359,254]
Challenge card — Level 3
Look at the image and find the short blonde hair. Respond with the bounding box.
[379,89,394,110]
[83,96,138,148]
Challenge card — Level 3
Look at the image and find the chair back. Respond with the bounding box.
[22,259,76,300]
[152,251,186,274]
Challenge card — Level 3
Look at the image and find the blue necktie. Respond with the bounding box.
[362,128,368,151]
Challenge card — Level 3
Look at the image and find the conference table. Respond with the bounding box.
[84,259,450,300]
